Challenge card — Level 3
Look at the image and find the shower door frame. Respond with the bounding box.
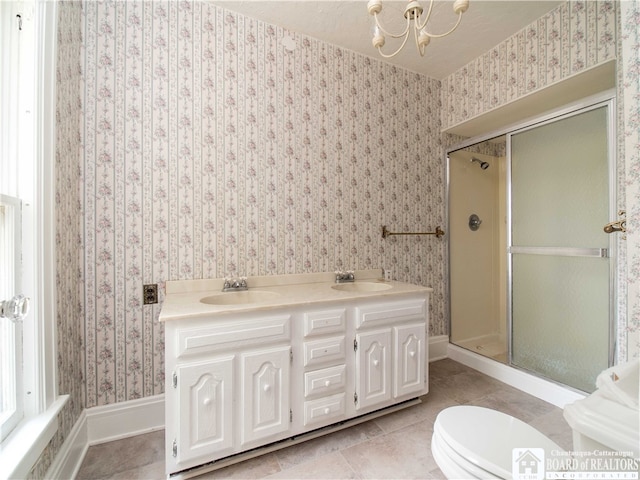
[445,90,619,389]
[506,97,618,384]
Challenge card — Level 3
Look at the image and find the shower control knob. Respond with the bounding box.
[468,214,482,231]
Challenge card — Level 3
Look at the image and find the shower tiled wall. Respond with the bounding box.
[81,1,445,407]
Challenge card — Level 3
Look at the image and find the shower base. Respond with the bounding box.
[454,334,507,363]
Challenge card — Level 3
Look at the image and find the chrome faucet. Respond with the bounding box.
[335,270,355,283]
[222,277,248,292]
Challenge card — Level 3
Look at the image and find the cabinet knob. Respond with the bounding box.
[324,380,331,387]
[324,407,330,415]
[203,397,211,406]
[263,384,271,392]
[373,360,379,367]
[409,351,416,357]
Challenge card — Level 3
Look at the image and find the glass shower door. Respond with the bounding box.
[508,103,613,393]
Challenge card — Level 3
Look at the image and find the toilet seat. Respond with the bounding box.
[432,425,500,479]
[432,406,563,479]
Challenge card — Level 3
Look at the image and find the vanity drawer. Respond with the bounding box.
[304,364,346,398]
[303,336,345,367]
[303,393,346,427]
[355,299,425,329]
[303,308,346,337]
[176,315,291,358]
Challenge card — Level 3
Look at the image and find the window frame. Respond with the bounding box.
[0,1,67,477]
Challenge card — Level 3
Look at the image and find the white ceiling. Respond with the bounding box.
[212,0,563,79]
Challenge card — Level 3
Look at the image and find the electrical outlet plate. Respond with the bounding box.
[143,284,158,305]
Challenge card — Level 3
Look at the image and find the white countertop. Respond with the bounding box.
[160,269,432,321]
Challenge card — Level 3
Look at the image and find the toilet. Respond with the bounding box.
[431,361,640,479]
[432,405,562,479]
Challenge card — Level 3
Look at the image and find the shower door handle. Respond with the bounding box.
[603,210,626,236]
[509,246,608,258]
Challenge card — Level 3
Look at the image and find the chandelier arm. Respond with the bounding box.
[419,12,463,39]
[376,29,413,58]
[415,26,426,57]
[415,0,435,31]
[373,12,411,39]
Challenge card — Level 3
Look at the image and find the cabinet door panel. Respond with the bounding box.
[355,329,392,410]
[241,346,291,446]
[394,324,425,398]
[177,356,234,465]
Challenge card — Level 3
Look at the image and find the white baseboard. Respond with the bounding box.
[46,395,165,479]
[45,410,88,480]
[86,394,165,445]
[429,335,449,362]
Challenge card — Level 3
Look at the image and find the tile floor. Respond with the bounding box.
[76,359,574,479]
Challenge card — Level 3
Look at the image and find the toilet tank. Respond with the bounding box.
[563,360,639,460]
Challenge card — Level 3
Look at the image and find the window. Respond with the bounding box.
[0,0,32,442]
[0,1,67,477]
[0,194,24,442]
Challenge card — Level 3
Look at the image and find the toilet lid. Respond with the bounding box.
[434,406,563,479]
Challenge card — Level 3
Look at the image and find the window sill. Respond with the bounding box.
[0,395,68,480]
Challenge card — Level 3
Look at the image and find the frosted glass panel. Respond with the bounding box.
[511,107,608,248]
[510,105,611,393]
[512,255,609,392]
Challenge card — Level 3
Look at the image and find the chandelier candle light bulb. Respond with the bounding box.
[367,0,469,58]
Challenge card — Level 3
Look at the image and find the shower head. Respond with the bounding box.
[471,157,489,170]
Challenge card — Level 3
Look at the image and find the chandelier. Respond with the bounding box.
[367,0,470,58]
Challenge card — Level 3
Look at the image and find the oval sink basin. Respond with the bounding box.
[201,290,280,305]
[331,282,392,293]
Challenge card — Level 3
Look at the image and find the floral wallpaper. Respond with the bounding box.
[441,1,617,131]
[619,0,640,360]
[19,1,639,477]
[81,0,445,408]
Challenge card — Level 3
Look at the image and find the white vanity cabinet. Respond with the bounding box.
[354,300,427,411]
[163,281,429,477]
[165,312,292,473]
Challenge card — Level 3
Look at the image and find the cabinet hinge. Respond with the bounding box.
[354,392,358,405]
[172,439,177,458]
[353,338,358,352]
[290,409,293,423]
[290,348,293,363]
[172,372,177,389]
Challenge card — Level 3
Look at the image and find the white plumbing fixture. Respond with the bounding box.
[432,361,640,479]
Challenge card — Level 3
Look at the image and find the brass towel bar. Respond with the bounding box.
[381,225,445,239]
